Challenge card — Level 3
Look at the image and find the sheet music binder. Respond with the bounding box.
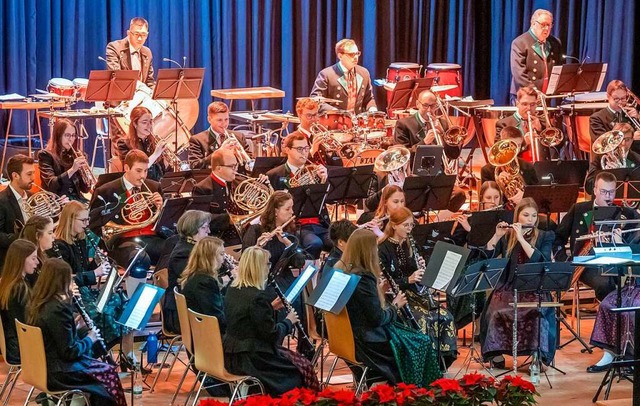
[423,241,470,294]
[117,283,165,331]
[307,268,360,314]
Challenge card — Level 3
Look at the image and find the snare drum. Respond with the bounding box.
[386,62,422,103]
[560,102,609,153]
[319,110,354,131]
[425,63,463,97]
[72,78,89,100]
[331,131,354,144]
[47,78,75,97]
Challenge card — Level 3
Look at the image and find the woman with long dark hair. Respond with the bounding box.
[38,118,92,201]
[20,215,55,270]
[27,258,126,405]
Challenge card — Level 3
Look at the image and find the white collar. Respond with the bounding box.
[129,43,141,54]
[122,176,136,191]
[287,161,301,174]
[298,126,311,136]
[8,184,27,201]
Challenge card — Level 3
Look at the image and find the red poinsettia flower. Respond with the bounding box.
[326,389,359,405]
[431,377,463,394]
[371,383,397,403]
[199,400,228,406]
[507,375,536,393]
[234,395,278,406]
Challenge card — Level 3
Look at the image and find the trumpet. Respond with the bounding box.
[257,216,296,247]
[150,133,190,171]
[70,146,97,189]
[24,183,66,220]
[290,159,322,187]
[223,131,255,171]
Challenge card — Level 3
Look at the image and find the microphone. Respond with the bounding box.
[163,57,183,68]
[562,54,579,62]
[98,56,108,64]
[182,56,187,68]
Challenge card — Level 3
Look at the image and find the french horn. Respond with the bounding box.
[101,180,161,242]
[24,184,66,220]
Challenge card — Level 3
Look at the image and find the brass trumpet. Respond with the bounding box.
[489,139,525,200]
[592,130,627,169]
[24,183,66,220]
[101,180,161,242]
[70,146,97,189]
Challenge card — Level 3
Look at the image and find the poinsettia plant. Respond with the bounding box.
[199,373,539,406]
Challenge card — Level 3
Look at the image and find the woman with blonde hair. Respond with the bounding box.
[179,237,227,332]
[480,197,556,370]
[223,246,319,395]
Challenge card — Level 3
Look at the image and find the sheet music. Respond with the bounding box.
[314,271,351,311]
[432,251,462,290]
[596,63,608,92]
[125,286,156,329]
[96,269,118,313]
[285,264,316,303]
[545,65,563,95]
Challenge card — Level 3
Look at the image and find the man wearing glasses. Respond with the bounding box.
[510,9,562,104]
[554,171,637,301]
[310,38,377,114]
[590,80,640,145]
[106,17,155,88]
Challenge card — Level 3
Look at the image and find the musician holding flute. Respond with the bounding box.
[38,118,93,202]
[480,198,556,370]
[27,258,126,406]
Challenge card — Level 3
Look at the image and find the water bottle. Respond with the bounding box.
[133,363,144,404]
[146,333,158,364]
[530,356,540,386]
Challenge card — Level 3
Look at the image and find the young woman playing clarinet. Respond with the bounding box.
[224,246,319,395]
[0,239,39,364]
[378,207,458,367]
[480,197,556,370]
[27,258,126,406]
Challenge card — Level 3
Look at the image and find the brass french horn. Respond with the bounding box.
[24,184,66,220]
[229,173,274,235]
[101,180,161,242]
[489,139,525,200]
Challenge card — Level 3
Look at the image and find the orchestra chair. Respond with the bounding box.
[15,320,90,405]
[324,308,382,396]
[596,399,633,406]
[171,288,196,406]
[0,318,21,405]
[188,309,264,406]
[149,268,185,392]
[303,285,326,370]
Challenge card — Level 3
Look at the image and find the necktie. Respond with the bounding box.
[347,70,357,112]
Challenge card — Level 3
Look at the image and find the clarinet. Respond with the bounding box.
[381,261,421,330]
[267,278,316,360]
[220,253,237,282]
[407,235,438,310]
[71,295,116,366]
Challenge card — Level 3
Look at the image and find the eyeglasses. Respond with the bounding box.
[598,189,616,197]
[611,97,627,103]
[303,112,319,119]
[75,217,90,223]
[130,31,149,38]
[342,52,361,57]
[290,146,311,153]
[401,222,415,229]
[220,163,239,169]
[535,20,553,29]
[519,102,538,107]
[63,133,77,139]
[418,101,438,109]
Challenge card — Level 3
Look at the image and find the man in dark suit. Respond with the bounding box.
[590,80,640,145]
[266,133,331,259]
[554,171,637,301]
[510,9,563,102]
[88,149,164,278]
[0,155,35,270]
[188,101,250,170]
[310,39,377,114]
[105,17,155,88]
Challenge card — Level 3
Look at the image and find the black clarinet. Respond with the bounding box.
[267,278,316,360]
[408,235,438,310]
[381,262,421,330]
[71,295,116,366]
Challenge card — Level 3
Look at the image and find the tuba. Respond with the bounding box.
[290,160,322,188]
[24,184,66,220]
[374,146,411,185]
[489,139,525,200]
[592,130,627,170]
[101,180,161,242]
[229,173,274,234]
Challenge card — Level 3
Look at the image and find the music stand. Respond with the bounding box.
[533,160,589,185]
[251,157,287,176]
[467,210,513,248]
[412,222,456,251]
[153,195,213,235]
[85,70,138,173]
[412,145,445,176]
[596,167,640,203]
[152,68,205,170]
[522,184,580,216]
[325,165,375,220]
[159,169,210,195]
[451,258,508,377]
[403,175,455,219]
[546,63,608,97]
[509,262,574,387]
[387,78,434,115]
[289,182,330,255]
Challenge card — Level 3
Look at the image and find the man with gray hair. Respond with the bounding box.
[509,9,563,104]
[106,17,155,88]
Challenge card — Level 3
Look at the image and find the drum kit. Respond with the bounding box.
[380,62,463,103]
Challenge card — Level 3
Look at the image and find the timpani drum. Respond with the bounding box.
[425,63,463,97]
[386,62,422,103]
[72,78,89,100]
[47,78,75,97]
[560,102,609,153]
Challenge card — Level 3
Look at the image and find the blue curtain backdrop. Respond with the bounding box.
[1,0,638,149]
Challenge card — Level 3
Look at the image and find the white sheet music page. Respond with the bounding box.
[286,264,316,303]
[125,287,155,329]
[315,271,351,311]
[96,269,117,313]
[432,251,462,290]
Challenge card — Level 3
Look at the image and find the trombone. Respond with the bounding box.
[223,131,255,172]
[621,91,640,130]
[534,89,564,149]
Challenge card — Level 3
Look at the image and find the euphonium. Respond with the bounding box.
[534,89,564,148]
[489,139,525,200]
[374,146,411,185]
[150,133,190,171]
[290,160,321,188]
[101,180,161,242]
[70,146,97,189]
[24,183,66,219]
[592,130,627,169]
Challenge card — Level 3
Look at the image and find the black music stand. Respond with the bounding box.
[467,210,513,248]
[387,78,434,114]
[412,145,445,176]
[159,169,211,195]
[403,175,455,220]
[152,68,205,170]
[412,222,456,251]
[508,262,574,387]
[546,63,608,97]
[289,183,330,257]
[251,157,287,176]
[85,70,138,172]
[596,167,640,203]
[325,165,375,221]
[523,184,580,217]
[534,160,589,185]
[153,195,213,235]
[609,305,640,406]
[451,258,508,377]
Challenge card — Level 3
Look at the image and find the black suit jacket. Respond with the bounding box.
[589,107,632,144]
[191,176,236,237]
[346,270,396,343]
[393,113,459,159]
[0,187,29,269]
[188,129,249,170]
[48,239,97,288]
[223,286,293,354]
[510,31,563,94]
[310,63,377,114]
[87,177,161,234]
[0,285,30,364]
[480,157,539,185]
[182,272,226,334]
[37,150,90,200]
[105,37,155,88]
[584,150,640,194]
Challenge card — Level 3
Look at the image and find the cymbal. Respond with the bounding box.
[297,96,342,105]
[262,112,300,124]
[430,84,458,93]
